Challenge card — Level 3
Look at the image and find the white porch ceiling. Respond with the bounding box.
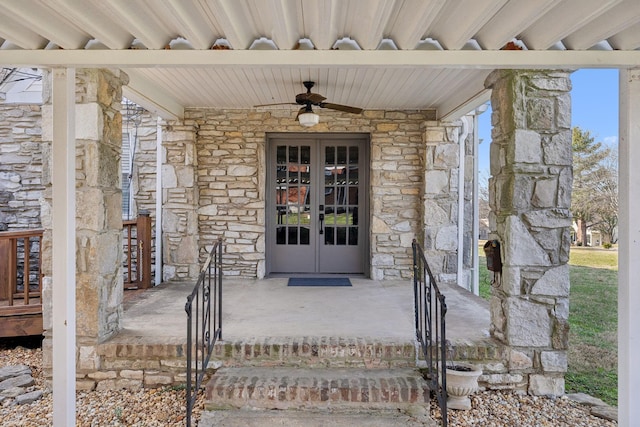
[1,0,639,120]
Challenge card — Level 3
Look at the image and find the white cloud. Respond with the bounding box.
[603,136,618,146]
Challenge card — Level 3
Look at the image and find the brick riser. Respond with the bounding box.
[212,337,417,368]
[205,367,430,410]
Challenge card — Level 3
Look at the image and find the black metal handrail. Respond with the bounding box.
[412,239,448,426]
[185,238,223,427]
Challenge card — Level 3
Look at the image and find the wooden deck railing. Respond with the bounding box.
[123,212,152,289]
[0,229,44,337]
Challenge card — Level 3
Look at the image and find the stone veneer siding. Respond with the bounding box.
[160,109,464,282]
[125,107,159,218]
[0,104,43,231]
[485,70,572,395]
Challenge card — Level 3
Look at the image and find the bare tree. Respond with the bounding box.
[571,127,616,246]
[592,147,618,243]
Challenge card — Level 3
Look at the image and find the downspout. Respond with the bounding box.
[457,116,470,290]
[155,117,163,286]
[472,103,489,296]
[472,113,481,295]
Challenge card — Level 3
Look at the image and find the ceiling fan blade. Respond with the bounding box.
[296,93,326,104]
[253,102,298,108]
[295,107,307,119]
[319,102,363,114]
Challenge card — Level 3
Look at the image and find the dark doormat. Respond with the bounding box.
[287,277,352,287]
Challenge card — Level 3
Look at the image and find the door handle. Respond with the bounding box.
[319,213,324,235]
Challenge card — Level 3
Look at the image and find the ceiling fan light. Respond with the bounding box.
[298,112,319,127]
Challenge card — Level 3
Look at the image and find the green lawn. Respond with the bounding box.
[479,246,618,406]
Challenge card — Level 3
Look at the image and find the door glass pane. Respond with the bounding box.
[301,146,310,164]
[324,144,354,247]
[349,146,358,164]
[288,227,298,244]
[300,227,310,244]
[277,145,286,164]
[275,145,311,245]
[337,146,347,164]
[289,146,298,163]
[349,227,358,245]
[325,226,334,245]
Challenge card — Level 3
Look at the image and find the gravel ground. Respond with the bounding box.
[1,337,205,426]
[431,391,617,427]
[2,337,617,426]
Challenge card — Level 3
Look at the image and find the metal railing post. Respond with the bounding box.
[412,239,448,426]
[185,238,223,426]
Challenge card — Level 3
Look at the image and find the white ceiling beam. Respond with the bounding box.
[562,0,640,50]
[56,0,133,49]
[474,0,559,50]
[123,70,184,121]
[0,12,49,49]
[156,0,216,50]
[439,84,492,122]
[215,0,259,50]
[2,49,640,69]
[303,0,340,50]
[519,0,623,50]
[385,0,447,50]
[428,0,509,50]
[261,0,303,50]
[0,2,90,49]
[608,22,640,50]
[92,1,171,49]
[348,1,395,50]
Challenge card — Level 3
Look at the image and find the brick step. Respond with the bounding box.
[212,337,416,368]
[205,367,431,410]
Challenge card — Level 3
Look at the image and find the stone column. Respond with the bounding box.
[161,121,199,281]
[422,120,463,285]
[41,68,128,377]
[485,70,572,396]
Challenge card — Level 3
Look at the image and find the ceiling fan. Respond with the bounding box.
[254,81,363,126]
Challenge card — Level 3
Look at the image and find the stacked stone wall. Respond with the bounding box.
[125,108,158,218]
[123,106,158,282]
[161,108,459,281]
[0,104,42,231]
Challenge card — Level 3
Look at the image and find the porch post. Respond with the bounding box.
[43,68,129,391]
[485,70,572,395]
[618,67,640,427]
[50,67,76,427]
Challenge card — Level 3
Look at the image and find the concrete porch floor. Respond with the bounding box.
[117,277,492,347]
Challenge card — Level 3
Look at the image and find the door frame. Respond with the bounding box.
[265,132,370,277]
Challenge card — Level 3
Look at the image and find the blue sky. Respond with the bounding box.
[477,69,619,172]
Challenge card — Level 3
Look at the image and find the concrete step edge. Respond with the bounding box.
[198,406,438,427]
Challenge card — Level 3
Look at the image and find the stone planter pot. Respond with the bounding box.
[444,362,482,410]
